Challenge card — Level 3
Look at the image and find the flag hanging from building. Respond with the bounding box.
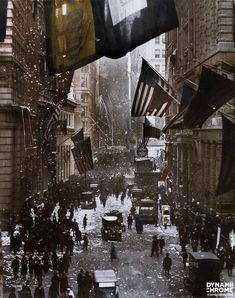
[0,0,8,42]
[169,66,235,129]
[72,137,94,174]
[216,115,235,196]
[131,59,175,117]
[143,118,161,142]
[45,102,62,140]
[179,81,197,111]
[79,137,94,171]
[72,147,87,175]
[71,128,84,146]
[45,0,178,73]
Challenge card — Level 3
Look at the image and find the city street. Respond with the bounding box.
[2,194,189,298]
[2,194,234,297]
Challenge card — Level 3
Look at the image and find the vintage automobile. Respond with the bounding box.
[101,213,122,241]
[161,205,171,226]
[93,269,119,298]
[139,198,158,224]
[80,191,96,209]
[184,251,221,296]
[131,188,144,207]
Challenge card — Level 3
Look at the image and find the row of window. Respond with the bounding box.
[60,111,74,129]
[155,64,165,74]
[154,49,165,58]
[155,35,165,44]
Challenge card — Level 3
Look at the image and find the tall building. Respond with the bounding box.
[165,0,235,212]
[0,0,72,227]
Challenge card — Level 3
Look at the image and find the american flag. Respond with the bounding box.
[131,59,175,117]
[45,102,62,140]
[72,137,94,175]
[71,128,84,146]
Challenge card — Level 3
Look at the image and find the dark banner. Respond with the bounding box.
[143,122,161,139]
[165,66,235,130]
[91,0,178,58]
[132,59,173,117]
[71,128,84,146]
[216,115,235,196]
[0,0,8,42]
[45,0,178,73]
[180,82,196,111]
[45,0,100,73]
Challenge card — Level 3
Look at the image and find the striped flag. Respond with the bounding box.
[131,59,175,117]
[45,0,178,73]
[72,147,87,175]
[45,103,62,140]
[0,0,8,42]
[71,128,84,146]
[72,137,94,174]
[141,118,161,147]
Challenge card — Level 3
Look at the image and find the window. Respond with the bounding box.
[162,50,165,58]
[82,120,87,131]
[155,36,160,44]
[155,64,160,72]
[81,93,88,103]
[154,49,160,58]
[162,35,165,44]
[80,74,88,88]
[81,106,87,117]
[81,65,89,73]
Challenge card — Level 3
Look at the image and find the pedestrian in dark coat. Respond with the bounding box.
[21,255,28,278]
[75,228,82,245]
[110,243,118,261]
[11,256,20,280]
[28,255,35,278]
[181,250,188,269]
[67,236,74,256]
[127,214,133,229]
[226,255,233,277]
[34,259,43,283]
[34,282,45,298]
[83,214,88,230]
[42,251,50,274]
[159,236,165,254]
[51,271,60,295]
[151,236,159,257]
[8,287,17,298]
[48,283,58,298]
[19,281,32,298]
[83,271,93,298]
[83,233,88,251]
[163,253,172,275]
[60,273,69,297]
[77,268,84,298]
[51,252,59,271]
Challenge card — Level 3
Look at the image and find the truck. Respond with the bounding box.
[139,198,158,224]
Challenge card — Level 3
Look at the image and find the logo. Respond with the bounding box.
[206,282,234,297]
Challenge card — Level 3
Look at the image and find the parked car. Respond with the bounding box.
[93,269,119,298]
[184,251,221,296]
[101,215,122,241]
[139,198,158,224]
[80,191,95,209]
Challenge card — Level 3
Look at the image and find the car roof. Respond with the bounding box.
[102,216,118,221]
[94,270,117,283]
[189,251,220,261]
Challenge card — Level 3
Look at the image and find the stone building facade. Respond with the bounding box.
[0,0,73,227]
[165,0,235,213]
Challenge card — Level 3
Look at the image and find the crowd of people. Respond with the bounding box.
[3,179,235,297]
